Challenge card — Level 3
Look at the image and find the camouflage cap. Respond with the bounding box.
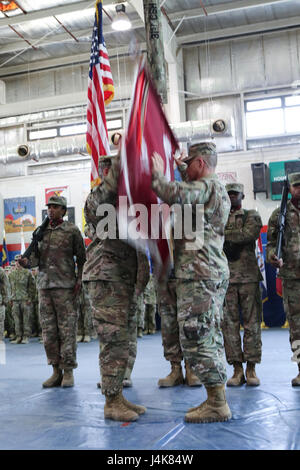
[184,141,217,163]
[14,254,22,260]
[46,195,67,207]
[226,182,244,194]
[10,261,16,266]
[288,172,300,186]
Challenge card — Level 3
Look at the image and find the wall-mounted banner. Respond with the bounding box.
[45,186,70,205]
[4,196,36,233]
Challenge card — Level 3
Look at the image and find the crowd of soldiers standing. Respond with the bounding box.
[0,252,158,346]
[1,136,300,426]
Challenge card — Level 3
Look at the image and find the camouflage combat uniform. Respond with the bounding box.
[222,207,263,365]
[77,282,95,340]
[143,273,157,334]
[4,266,14,337]
[157,269,183,362]
[0,267,10,340]
[267,196,300,367]
[30,269,41,337]
[152,169,230,387]
[83,161,149,397]
[136,292,145,335]
[9,265,35,340]
[29,219,86,370]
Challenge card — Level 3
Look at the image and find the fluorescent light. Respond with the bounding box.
[112,4,132,32]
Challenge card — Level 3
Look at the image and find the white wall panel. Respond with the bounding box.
[231,37,265,90]
[263,33,293,86]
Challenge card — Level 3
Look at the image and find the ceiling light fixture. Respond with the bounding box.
[111,4,132,32]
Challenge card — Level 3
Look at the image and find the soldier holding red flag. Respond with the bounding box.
[151,142,232,424]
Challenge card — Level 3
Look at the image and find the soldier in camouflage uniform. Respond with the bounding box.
[0,266,10,342]
[136,292,145,338]
[19,195,86,388]
[222,183,263,387]
[267,172,300,386]
[83,154,149,422]
[157,264,202,388]
[9,255,35,344]
[4,265,14,339]
[143,273,157,335]
[77,282,95,343]
[30,267,42,339]
[151,142,232,424]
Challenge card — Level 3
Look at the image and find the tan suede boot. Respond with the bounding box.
[291,365,300,386]
[185,361,202,387]
[122,396,147,415]
[61,369,74,388]
[42,365,63,388]
[185,385,232,423]
[21,336,29,344]
[246,362,260,386]
[227,362,246,387]
[11,336,22,344]
[158,362,184,387]
[104,393,139,422]
[83,335,91,343]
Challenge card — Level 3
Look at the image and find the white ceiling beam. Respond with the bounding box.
[178,15,300,44]
[168,0,289,22]
[0,17,144,57]
[0,1,139,27]
[0,43,147,77]
[0,0,95,27]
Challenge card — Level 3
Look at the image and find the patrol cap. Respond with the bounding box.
[14,254,22,261]
[226,182,244,194]
[10,261,16,266]
[184,142,217,164]
[288,172,300,186]
[46,195,67,207]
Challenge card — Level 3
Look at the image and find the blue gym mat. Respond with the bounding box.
[0,328,300,450]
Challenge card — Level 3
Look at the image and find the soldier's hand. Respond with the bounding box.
[18,257,29,268]
[270,254,283,268]
[174,150,188,167]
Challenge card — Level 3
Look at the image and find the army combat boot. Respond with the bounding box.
[122,395,147,415]
[246,362,260,386]
[21,336,29,344]
[185,361,202,387]
[185,385,232,423]
[104,392,139,422]
[227,362,246,387]
[83,335,91,343]
[158,362,184,387]
[10,336,22,344]
[61,369,74,387]
[42,365,63,388]
[291,365,300,386]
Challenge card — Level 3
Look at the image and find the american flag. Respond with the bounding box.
[86,0,114,188]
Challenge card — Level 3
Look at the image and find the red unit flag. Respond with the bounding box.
[118,61,179,271]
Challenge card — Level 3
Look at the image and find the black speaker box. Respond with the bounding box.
[251,163,268,199]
